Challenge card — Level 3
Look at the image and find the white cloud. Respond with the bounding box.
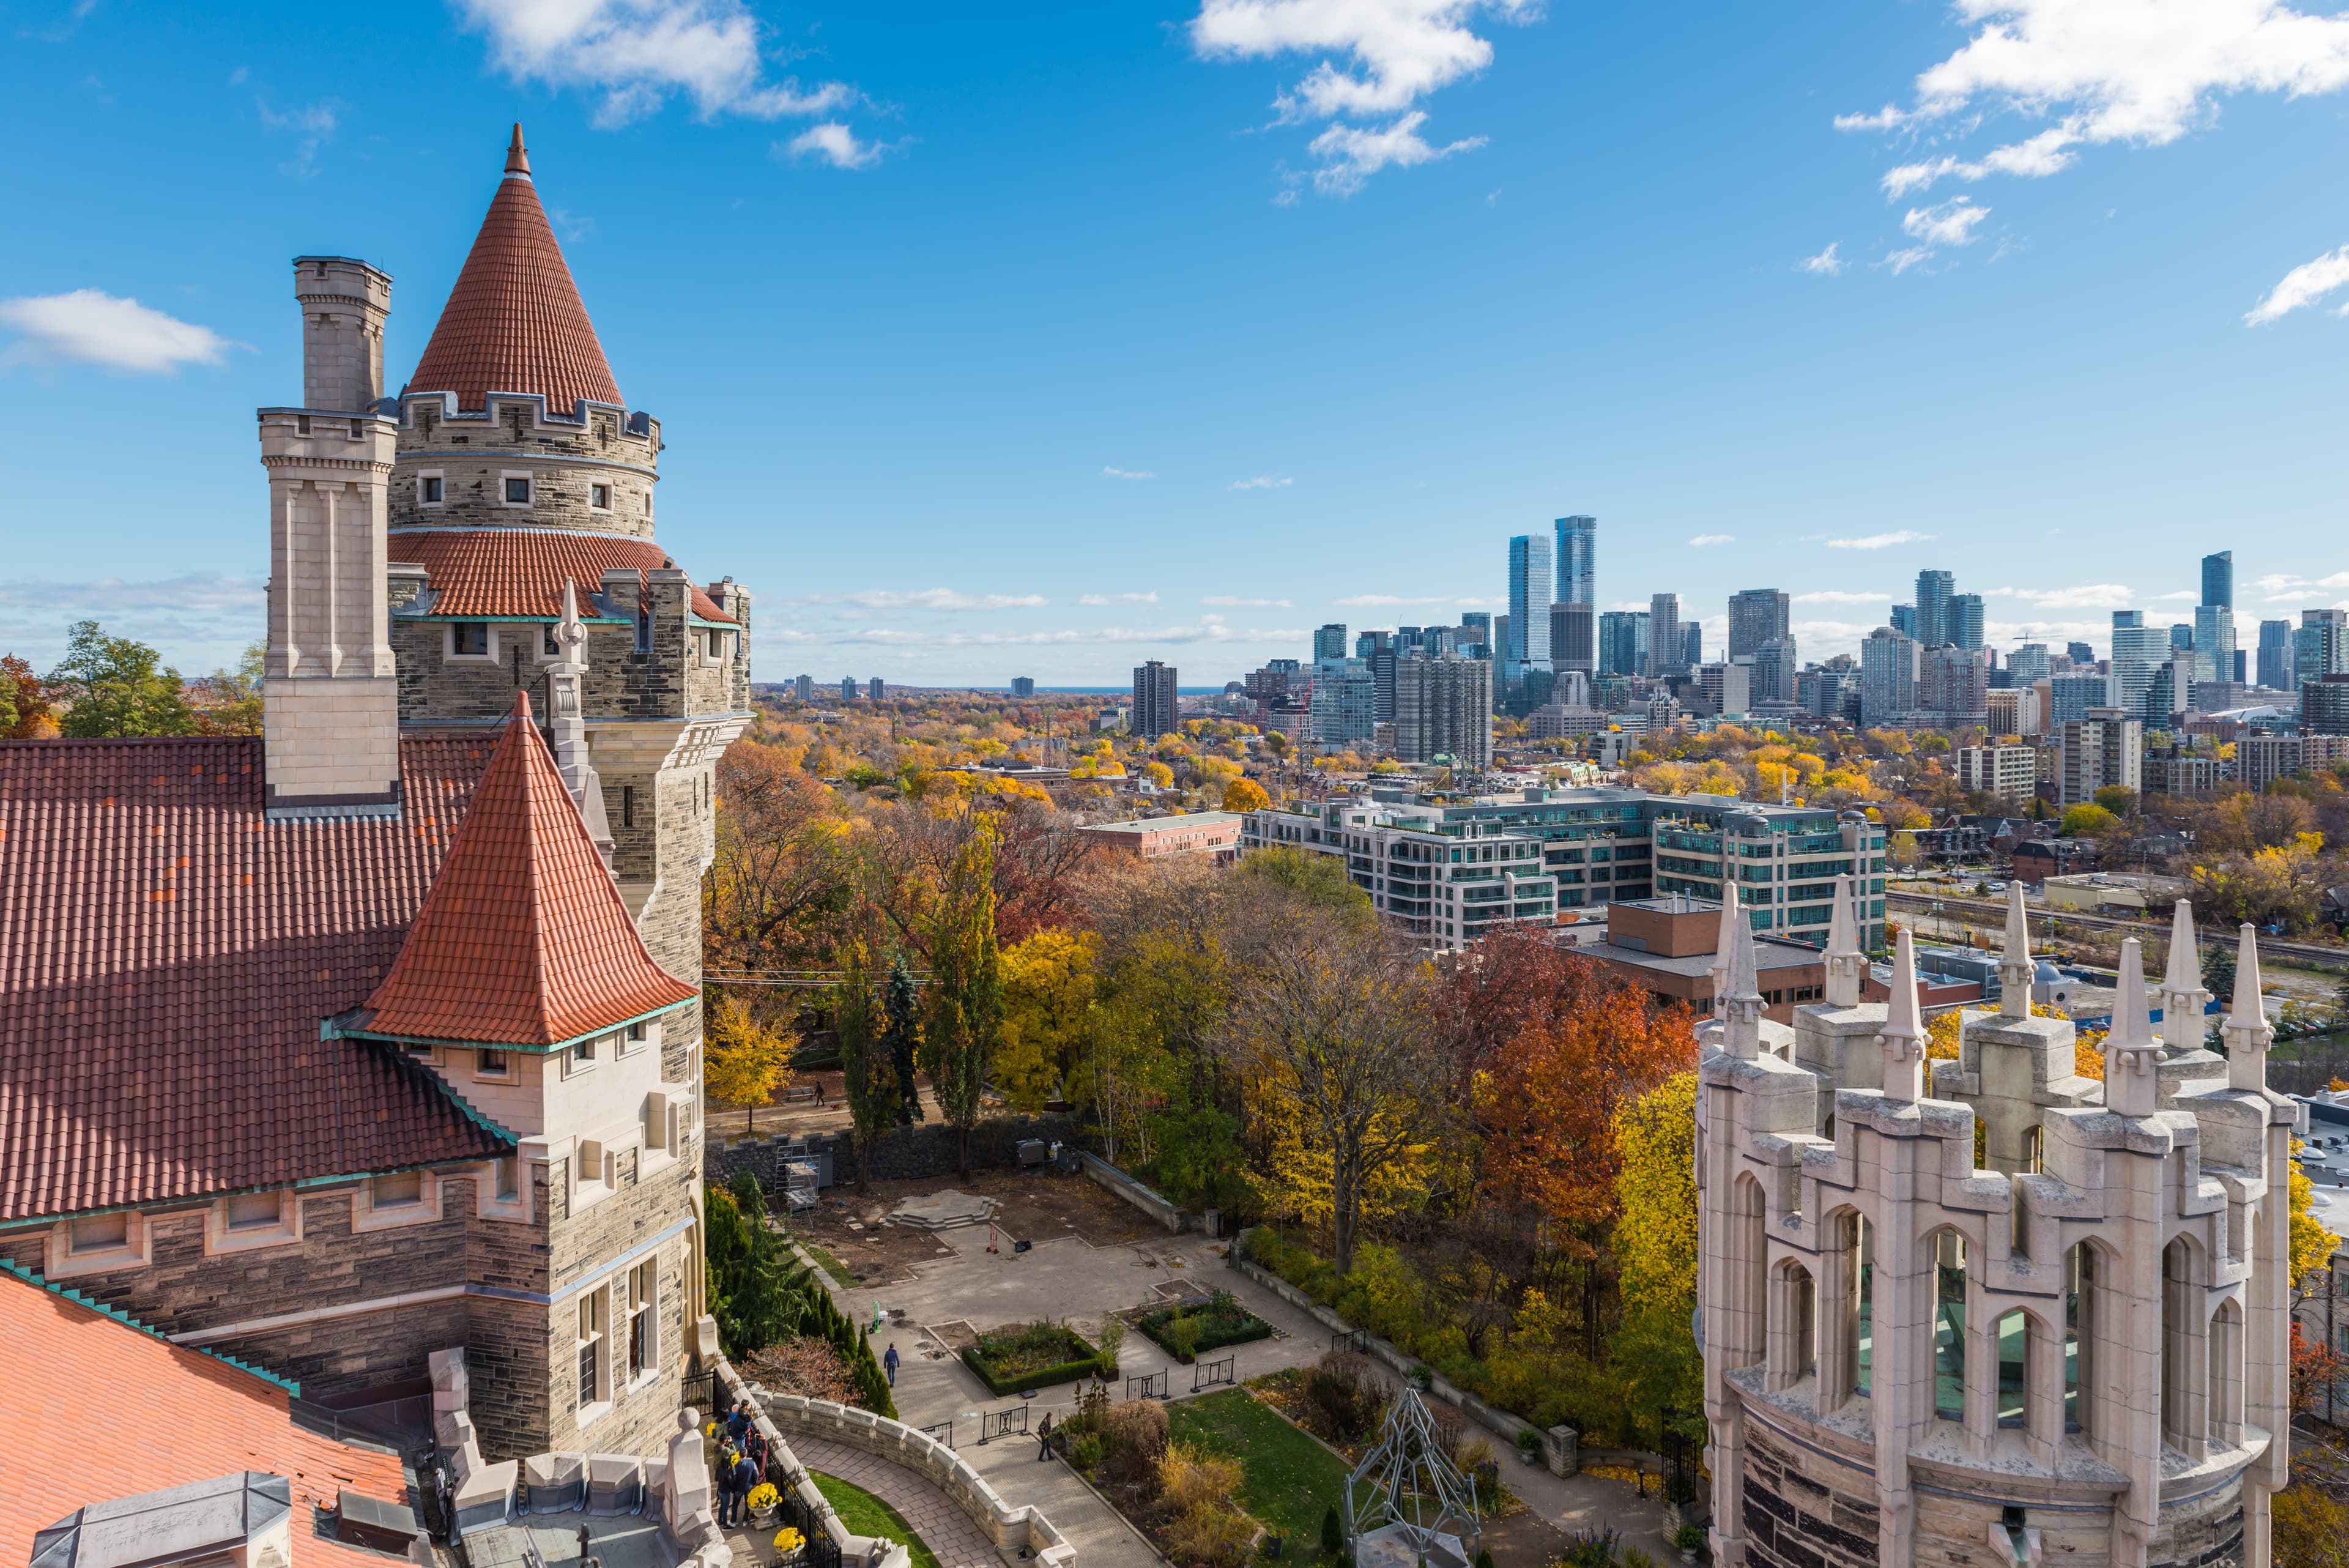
[781,122,881,169]
[1793,590,1890,604]
[1994,582,2140,610]
[1688,533,1735,547]
[1307,112,1486,195]
[1231,474,1294,490]
[1203,595,1294,607]
[1189,0,1533,191]
[1825,530,1939,549]
[784,588,1048,611]
[1903,197,1991,248]
[1080,592,1160,606]
[451,0,857,126]
[2248,570,2349,600]
[0,291,237,373]
[0,572,264,673]
[1103,466,1157,480]
[1839,0,2349,198]
[1798,242,1846,276]
[1336,594,1491,608]
[2247,243,2349,324]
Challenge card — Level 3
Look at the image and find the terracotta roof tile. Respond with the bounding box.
[0,737,508,1222]
[404,129,622,414]
[363,693,695,1046]
[391,528,737,622]
[0,1268,415,1568]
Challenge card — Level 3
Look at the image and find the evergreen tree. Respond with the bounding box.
[834,939,897,1192]
[921,827,1002,1177]
[2202,941,2237,1009]
[1321,1506,1343,1558]
[883,955,924,1126]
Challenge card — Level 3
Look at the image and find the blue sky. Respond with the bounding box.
[4,0,2348,686]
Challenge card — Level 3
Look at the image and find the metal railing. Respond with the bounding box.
[975,1402,1030,1444]
[1125,1370,1169,1401]
[921,1421,956,1449]
[1193,1355,1236,1392]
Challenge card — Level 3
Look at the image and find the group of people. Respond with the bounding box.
[713,1399,772,1528]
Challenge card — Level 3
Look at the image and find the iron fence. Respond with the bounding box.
[1193,1355,1236,1392]
[975,1402,1030,1444]
[921,1421,956,1449]
[1125,1370,1169,1401]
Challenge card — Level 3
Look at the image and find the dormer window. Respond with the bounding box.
[502,473,533,507]
[478,1047,511,1079]
[449,622,493,660]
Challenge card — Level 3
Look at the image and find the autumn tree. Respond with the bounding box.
[705,742,854,973]
[1,653,56,737]
[1612,1072,1704,1440]
[921,822,1002,1176]
[704,991,793,1137]
[833,938,897,1192]
[1221,776,1270,814]
[997,927,1098,1112]
[48,621,195,737]
[190,641,264,735]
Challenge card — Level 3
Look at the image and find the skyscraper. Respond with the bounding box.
[1310,658,1376,746]
[2299,609,2349,681]
[868,677,885,701]
[1648,593,1681,677]
[1354,628,1391,660]
[1313,623,1348,661]
[2170,623,2195,652]
[1132,660,1178,738]
[2202,550,2233,610]
[1508,533,1554,673]
[2066,641,2094,666]
[2008,643,2050,683]
[1726,589,1789,658]
[1394,653,1493,770]
[1682,623,1703,667]
[1598,611,1649,677]
[1751,637,1798,705]
[2257,620,2294,690]
[1554,516,1596,607]
[1459,611,1492,655]
[1011,677,1036,698]
[1915,570,1956,647]
[1891,604,1919,640]
[2109,611,2170,718]
[2192,604,2235,683]
[1548,602,1595,675]
[1945,593,1984,652]
[1860,627,1920,725]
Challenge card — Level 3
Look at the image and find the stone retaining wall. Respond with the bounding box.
[711,1116,1083,1193]
[1229,1236,1581,1477]
[714,1358,1075,1568]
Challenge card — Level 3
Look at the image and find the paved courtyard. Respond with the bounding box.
[787,1174,1670,1568]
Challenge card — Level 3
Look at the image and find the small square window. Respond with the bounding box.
[225,1192,281,1231]
[591,483,611,510]
[544,626,562,658]
[70,1213,130,1254]
[628,1022,647,1043]
[504,475,532,504]
[420,475,443,503]
[478,1047,510,1076]
[452,622,490,657]
[372,1172,424,1208]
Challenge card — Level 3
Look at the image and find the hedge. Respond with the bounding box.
[1138,1303,1274,1364]
[962,1329,1102,1397]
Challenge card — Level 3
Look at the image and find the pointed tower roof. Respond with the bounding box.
[404,124,623,414]
[361,691,693,1046]
[2162,900,2200,993]
[1879,927,1925,1102]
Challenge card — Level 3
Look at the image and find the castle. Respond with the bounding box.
[0,126,752,1460]
[1698,881,2298,1568]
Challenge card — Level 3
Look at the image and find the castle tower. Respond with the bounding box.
[385,124,752,981]
[1704,898,2302,1568]
[258,257,401,813]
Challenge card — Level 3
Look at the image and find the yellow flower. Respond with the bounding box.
[773,1528,805,1555]
[705,1421,721,1438]
[747,1483,779,1510]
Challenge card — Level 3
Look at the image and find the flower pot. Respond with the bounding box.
[1680,1552,1697,1566]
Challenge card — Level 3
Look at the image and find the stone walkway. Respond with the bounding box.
[716,1433,1001,1568]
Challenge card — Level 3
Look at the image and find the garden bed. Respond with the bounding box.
[1167,1387,1352,1545]
[962,1321,1102,1396]
[809,1472,944,1568]
[1137,1290,1274,1364]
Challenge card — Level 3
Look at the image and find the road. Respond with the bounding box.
[1883,889,2349,972]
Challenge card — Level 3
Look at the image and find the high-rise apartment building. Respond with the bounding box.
[795,673,815,702]
[1310,657,1376,746]
[1891,604,1919,640]
[1508,533,1554,674]
[2202,549,2233,610]
[1921,644,1989,718]
[2008,643,2050,683]
[2296,609,2348,682]
[1555,515,1596,607]
[1132,659,1178,738]
[1459,611,1492,653]
[1727,589,1789,658]
[1915,569,1956,646]
[2304,673,2349,737]
[1751,637,1799,705]
[1860,626,1920,725]
[1945,592,1984,652]
[2108,610,2169,718]
[2257,620,2293,690]
[2060,709,2142,803]
[2048,672,2114,727]
[1682,623,1704,668]
[1393,653,1493,770]
[1986,685,2041,737]
[2066,640,2094,666]
[868,677,886,701]
[1697,661,1751,718]
[1548,602,1595,675]
[1956,743,2039,803]
[1598,611,1649,677]
[841,676,858,700]
[1649,594,1682,678]
[1371,647,1398,724]
[1011,676,1036,698]
[1314,623,1349,661]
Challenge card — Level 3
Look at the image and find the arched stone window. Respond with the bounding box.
[1932,1228,1969,1422]
[1995,1307,2030,1429]
[1767,1259,1817,1392]
[2208,1297,2244,1448]
[2162,1236,2209,1459]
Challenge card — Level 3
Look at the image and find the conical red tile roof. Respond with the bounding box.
[362,691,693,1046]
[404,125,624,414]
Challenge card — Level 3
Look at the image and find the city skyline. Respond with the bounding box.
[6,3,2349,685]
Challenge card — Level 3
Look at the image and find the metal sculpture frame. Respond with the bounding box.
[1341,1388,1482,1555]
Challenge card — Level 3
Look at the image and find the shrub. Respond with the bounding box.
[1475,1553,1495,1568]
[1097,1313,1128,1377]
[1559,1528,1621,1568]
[1069,1432,1104,1471]
[1138,1295,1275,1363]
[1672,1525,1707,1553]
[964,1321,1102,1395]
[1300,1351,1388,1444]
[1624,1551,1655,1568]
[1516,1427,1543,1455]
[1168,1316,1204,1361]
[1157,1441,1258,1568]
[1099,1397,1170,1462]
[1320,1506,1343,1558]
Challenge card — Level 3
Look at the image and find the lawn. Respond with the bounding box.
[809,1473,943,1568]
[1168,1388,1353,1545]
[790,1236,861,1288]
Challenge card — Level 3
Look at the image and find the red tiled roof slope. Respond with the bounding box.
[0,737,507,1222]
[363,694,694,1046]
[391,528,736,622]
[0,1270,413,1568]
[403,130,622,413]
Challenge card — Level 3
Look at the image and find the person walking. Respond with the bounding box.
[883,1342,900,1386]
[1036,1411,1054,1462]
[726,1448,759,1526]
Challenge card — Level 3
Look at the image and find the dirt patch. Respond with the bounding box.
[1480,1507,1565,1568]
[782,1167,1157,1284]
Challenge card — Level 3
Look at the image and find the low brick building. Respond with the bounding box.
[1078,811,1244,863]
[1584,895,1825,1022]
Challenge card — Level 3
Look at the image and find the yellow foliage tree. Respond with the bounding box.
[704,992,794,1135]
[1221,776,1270,814]
[996,927,1099,1113]
[2290,1139,2342,1296]
[1614,1072,1698,1321]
